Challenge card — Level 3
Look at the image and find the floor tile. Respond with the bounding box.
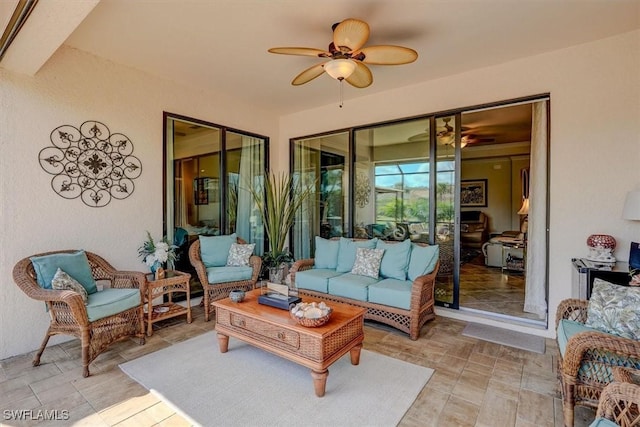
[0,303,584,427]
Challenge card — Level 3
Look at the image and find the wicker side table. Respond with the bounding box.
[144,270,192,336]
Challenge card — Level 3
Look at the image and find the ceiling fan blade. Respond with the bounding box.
[333,18,370,52]
[359,45,418,65]
[408,132,428,142]
[345,61,373,88]
[291,63,326,86]
[268,47,330,57]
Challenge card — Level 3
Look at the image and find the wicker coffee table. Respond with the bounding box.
[213,289,365,397]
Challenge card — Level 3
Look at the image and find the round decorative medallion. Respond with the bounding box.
[38,121,142,207]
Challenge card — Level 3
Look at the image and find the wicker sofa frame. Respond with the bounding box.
[13,250,146,377]
[189,238,262,321]
[290,240,439,341]
[556,298,640,427]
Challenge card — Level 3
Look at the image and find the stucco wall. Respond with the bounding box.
[0,46,278,358]
[278,30,640,338]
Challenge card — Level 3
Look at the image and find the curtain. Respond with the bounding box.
[524,101,548,319]
[237,136,264,254]
[293,141,317,260]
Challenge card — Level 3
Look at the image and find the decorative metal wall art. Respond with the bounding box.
[355,171,371,208]
[39,121,142,207]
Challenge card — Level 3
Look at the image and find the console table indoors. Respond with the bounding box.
[502,242,525,273]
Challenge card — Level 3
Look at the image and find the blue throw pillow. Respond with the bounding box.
[336,237,378,273]
[407,244,439,281]
[199,233,237,267]
[376,239,411,280]
[30,250,98,294]
[314,237,340,269]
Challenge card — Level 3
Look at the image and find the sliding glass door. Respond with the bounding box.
[164,113,267,298]
[433,115,459,308]
[289,96,549,323]
[291,132,349,260]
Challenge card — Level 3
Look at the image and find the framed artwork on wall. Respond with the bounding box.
[460,179,488,207]
[194,177,220,205]
[194,177,209,205]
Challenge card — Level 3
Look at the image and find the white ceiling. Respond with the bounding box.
[53,0,639,115]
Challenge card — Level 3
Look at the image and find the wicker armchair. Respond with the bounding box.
[593,373,640,426]
[556,299,640,426]
[189,238,261,321]
[13,250,146,377]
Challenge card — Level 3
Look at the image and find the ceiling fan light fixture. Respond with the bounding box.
[324,59,356,80]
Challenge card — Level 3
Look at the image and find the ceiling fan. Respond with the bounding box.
[408,118,455,144]
[268,18,418,89]
[409,118,496,147]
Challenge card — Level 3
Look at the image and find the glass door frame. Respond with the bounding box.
[163,111,269,248]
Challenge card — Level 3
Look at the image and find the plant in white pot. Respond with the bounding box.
[246,171,315,283]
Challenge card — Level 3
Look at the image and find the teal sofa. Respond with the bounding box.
[290,237,439,340]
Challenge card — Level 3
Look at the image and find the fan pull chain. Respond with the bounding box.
[339,78,344,108]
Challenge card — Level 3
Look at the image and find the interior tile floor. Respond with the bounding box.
[437,252,541,322]
[1,304,595,427]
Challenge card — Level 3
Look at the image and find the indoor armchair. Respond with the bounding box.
[460,210,488,249]
[13,250,146,377]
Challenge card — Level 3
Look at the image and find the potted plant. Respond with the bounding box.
[247,171,315,282]
[138,231,178,274]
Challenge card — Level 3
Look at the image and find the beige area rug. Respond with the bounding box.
[120,332,433,427]
[462,322,546,354]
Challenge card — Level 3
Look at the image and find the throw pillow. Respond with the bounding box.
[407,244,440,281]
[199,233,237,267]
[51,268,88,304]
[226,243,255,266]
[336,237,378,273]
[586,278,640,340]
[314,237,340,269]
[376,239,411,280]
[30,250,98,294]
[351,247,385,279]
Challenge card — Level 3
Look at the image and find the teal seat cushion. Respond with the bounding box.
[557,319,603,357]
[376,239,411,280]
[30,250,98,294]
[200,234,237,267]
[407,244,439,281]
[336,238,378,273]
[314,237,340,269]
[557,319,640,384]
[296,269,343,293]
[328,273,377,302]
[206,265,253,284]
[368,278,413,310]
[589,418,619,427]
[86,288,141,322]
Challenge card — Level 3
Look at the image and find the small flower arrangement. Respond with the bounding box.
[630,268,640,287]
[138,231,178,271]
